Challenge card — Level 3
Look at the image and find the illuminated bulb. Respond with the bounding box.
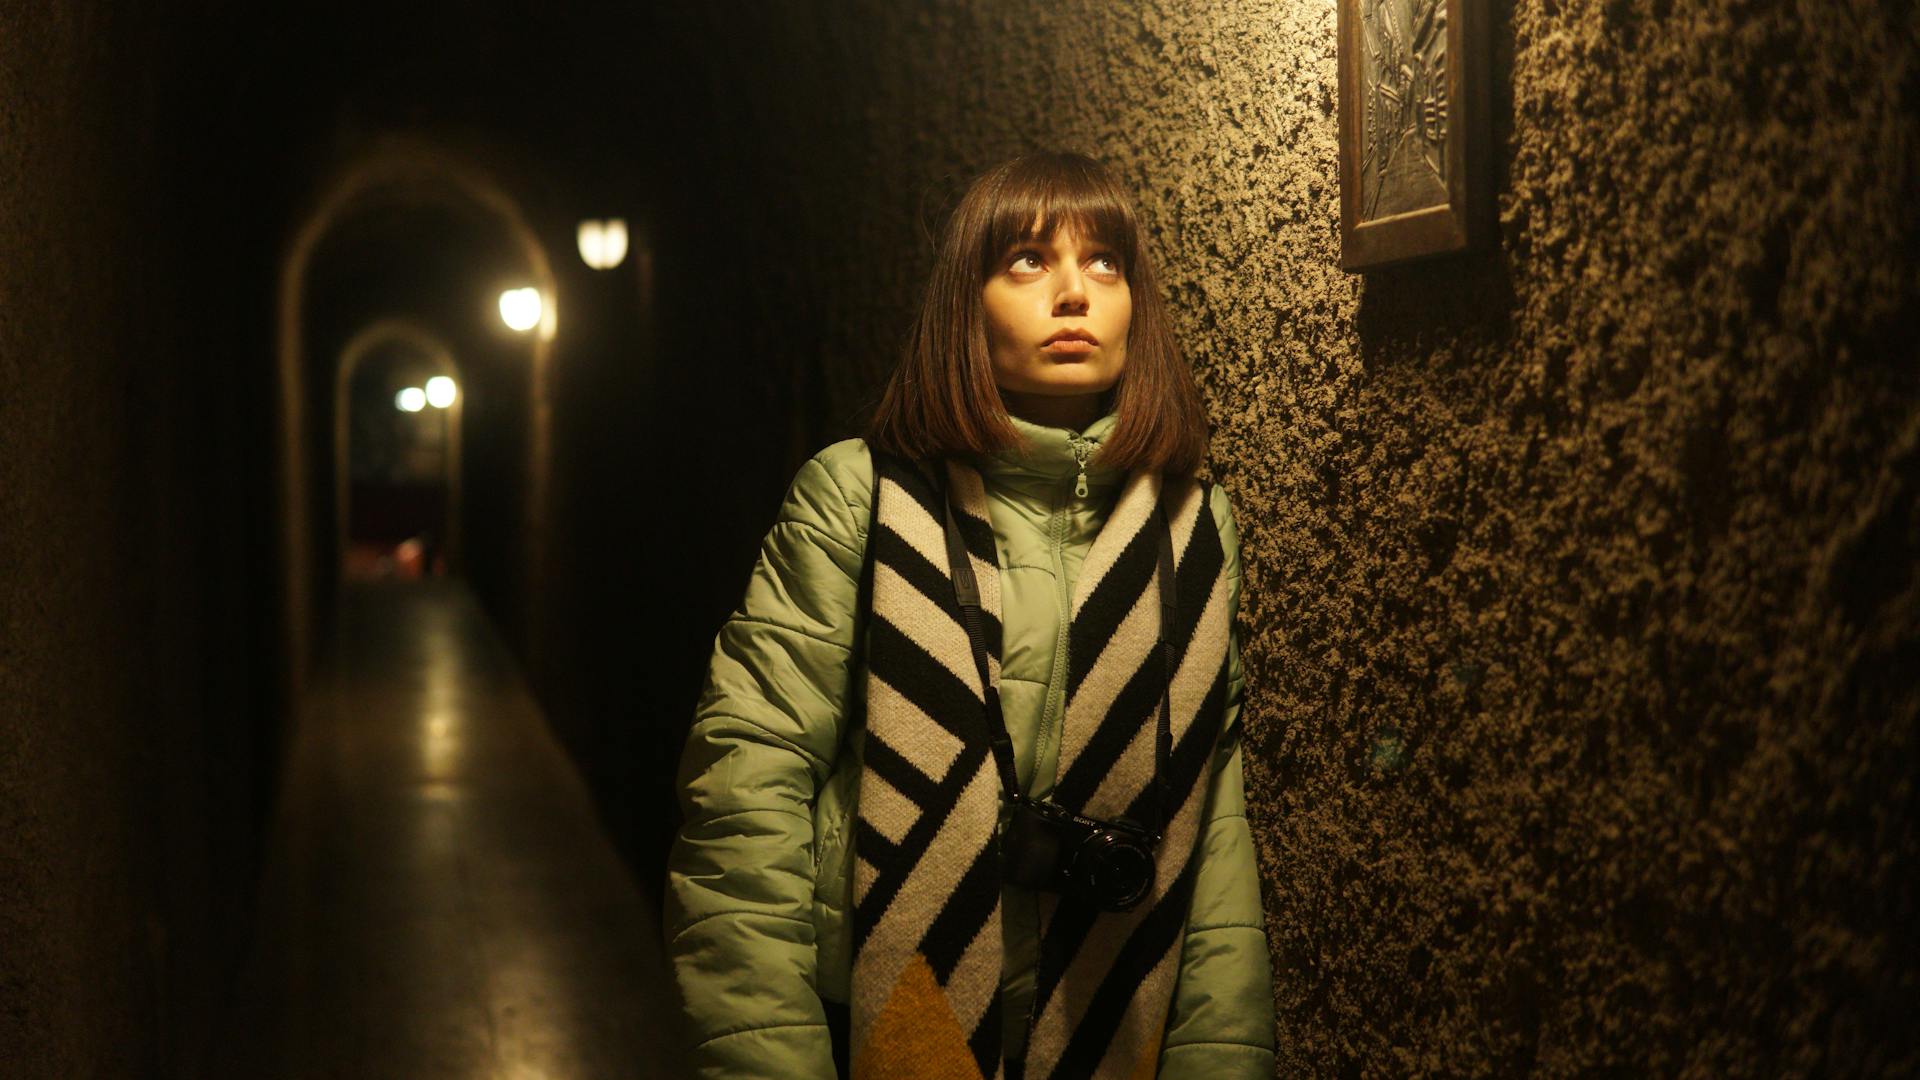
[396,387,427,412]
[425,376,457,409]
[577,218,629,270]
[499,287,542,332]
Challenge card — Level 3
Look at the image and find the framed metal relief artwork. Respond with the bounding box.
[1338,0,1493,270]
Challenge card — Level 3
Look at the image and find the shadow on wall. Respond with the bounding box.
[1355,250,1517,364]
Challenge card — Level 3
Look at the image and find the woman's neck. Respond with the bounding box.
[999,389,1106,432]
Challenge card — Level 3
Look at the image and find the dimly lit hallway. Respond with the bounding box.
[4,2,1916,1075]
[222,582,683,1079]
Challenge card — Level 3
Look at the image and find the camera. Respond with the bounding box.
[1000,797,1159,912]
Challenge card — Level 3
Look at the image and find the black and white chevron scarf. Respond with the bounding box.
[850,451,1233,1080]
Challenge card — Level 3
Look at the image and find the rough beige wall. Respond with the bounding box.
[1,6,164,1073]
[664,0,1918,1072]
[1,5,279,1076]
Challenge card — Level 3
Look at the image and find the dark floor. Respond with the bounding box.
[224,581,684,1079]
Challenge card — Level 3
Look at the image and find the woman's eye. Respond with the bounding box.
[1089,255,1123,277]
[1010,252,1045,273]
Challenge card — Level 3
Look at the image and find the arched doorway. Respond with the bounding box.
[334,319,465,581]
[275,137,556,697]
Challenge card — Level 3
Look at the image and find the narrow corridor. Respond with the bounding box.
[6,6,1913,1074]
[224,582,684,1079]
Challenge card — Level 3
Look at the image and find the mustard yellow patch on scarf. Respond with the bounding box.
[1126,1031,1163,1080]
[854,954,984,1080]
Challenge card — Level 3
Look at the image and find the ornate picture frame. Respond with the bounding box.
[1338,0,1493,271]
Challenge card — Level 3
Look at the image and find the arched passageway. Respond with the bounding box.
[230,141,687,1076]
[276,140,558,698]
[334,319,466,579]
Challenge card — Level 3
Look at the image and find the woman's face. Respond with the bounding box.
[981,224,1131,413]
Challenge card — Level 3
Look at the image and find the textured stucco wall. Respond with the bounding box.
[0,5,281,1077]
[659,0,1918,1072]
[1,8,150,1074]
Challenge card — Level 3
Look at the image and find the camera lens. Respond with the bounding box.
[1079,830,1155,911]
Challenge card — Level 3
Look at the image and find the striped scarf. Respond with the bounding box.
[850,451,1232,1080]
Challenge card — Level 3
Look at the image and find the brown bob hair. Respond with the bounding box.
[867,151,1209,476]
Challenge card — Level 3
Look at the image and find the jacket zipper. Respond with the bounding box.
[1068,433,1093,499]
[1035,476,1073,798]
[1038,434,1095,791]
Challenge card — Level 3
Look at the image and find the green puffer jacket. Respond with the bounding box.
[665,413,1276,1078]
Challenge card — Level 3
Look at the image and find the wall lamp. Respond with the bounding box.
[498,287,543,332]
[577,219,629,270]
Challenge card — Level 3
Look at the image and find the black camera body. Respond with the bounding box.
[1000,797,1160,912]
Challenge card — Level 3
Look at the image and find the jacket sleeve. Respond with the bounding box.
[664,447,869,1079]
[1158,485,1278,1078]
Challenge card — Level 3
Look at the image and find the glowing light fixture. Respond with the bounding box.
[425,376,457,409]
[499,287,543,332]
[396,387,427,412]
[576,218,629,270]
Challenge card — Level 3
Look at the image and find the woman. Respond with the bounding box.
[665,151,1274,1080]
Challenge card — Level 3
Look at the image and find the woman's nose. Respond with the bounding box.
[1053,269,1089,315]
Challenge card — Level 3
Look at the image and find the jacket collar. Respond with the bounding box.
[971,411,1124,499]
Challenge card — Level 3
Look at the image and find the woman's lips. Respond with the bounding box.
[1041,339,1096,355]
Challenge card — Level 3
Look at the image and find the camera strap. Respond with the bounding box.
[941,481,1179,838]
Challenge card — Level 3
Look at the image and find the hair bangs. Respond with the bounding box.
[976,157,1139,281]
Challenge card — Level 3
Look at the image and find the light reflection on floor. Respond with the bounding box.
[222,580,683,1079]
